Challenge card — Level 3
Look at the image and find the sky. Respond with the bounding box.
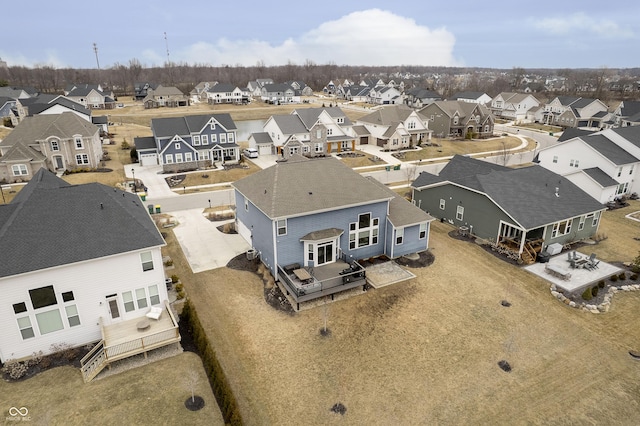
[1,1,637,70]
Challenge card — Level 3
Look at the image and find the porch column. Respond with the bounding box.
[352,140,356,151]
[518,232,526,255]
[337,143,342,153]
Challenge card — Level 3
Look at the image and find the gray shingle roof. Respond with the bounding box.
[366,177,433,227]
[557,128,594,142]
[582,134,639,165]
[134,136,157,150]
[294,107,352,128]
[271,115,308,134]
[233,156,393,219]
[414,155,603,230]
[249,132,273,144]
[151,114,237,138]
[610,126,640,148]
[582,167,619,187]
[0,169,165,278]
[0,112,99,148]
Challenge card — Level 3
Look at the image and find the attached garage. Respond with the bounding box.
[258,144,273,155]
[139,153,159,166]
[237,220,252,246]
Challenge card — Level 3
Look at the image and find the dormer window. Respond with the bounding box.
[210,122,216,130]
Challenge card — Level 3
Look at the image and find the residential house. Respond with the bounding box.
[143,85,190,109]
[0,86,35,99]
[0,169,177,381]
[612,100,640,127]
[135,113,239,172]
[233,155,434,308]
[404,88,442,108]
[247,132,274,156]
[134,82,158,101]
[260,107,355,157]
[449,91,492,105]
[542,96,609,129]
[419,100,494,139]
[189,81,218,103]
[11,95,91,125]
[247,78,274,97]
[65,84,116,110]
[323,80,337,95]
[355,105,431,149]
[343,85,371,103]
[490,92,541,121]
[260,83,300,104]
[368,86,402,105]
[0,112,102,182]
[285,81,313,96]
[535,126,640,203]
[411,155,606,263]
[205,83,247,104]
[0,96,17,121]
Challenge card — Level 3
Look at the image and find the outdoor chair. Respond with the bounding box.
[588,253,596,263]
[146,306,163,320]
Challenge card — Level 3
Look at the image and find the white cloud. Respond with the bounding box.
[533,12,634,38]
[0,50,67,68]
[176,9,459,66]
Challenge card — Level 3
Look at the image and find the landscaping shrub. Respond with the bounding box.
[582,287,593,301]
[171,274,179,283]
[591,286,599,298]
[610,275,619,282]
[2,359,28,380]
[181,300,242,425]
[598,280,605,288]
[177,290,186,300]
[175,283,184,292]
[631,274,639,281]
[618,272,627,281]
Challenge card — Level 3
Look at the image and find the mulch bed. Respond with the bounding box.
[395,251,435,268]
[2,345,92,382]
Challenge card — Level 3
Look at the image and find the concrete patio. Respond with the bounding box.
[524,251,622,293]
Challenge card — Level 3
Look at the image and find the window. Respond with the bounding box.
[36,309,64,334]
[578,216,585,231]
[456,205,464,221]
[62,291,74,302]
[629,165,634,175]
[308,244,314,261]
[29,285,57,310]
[315,143,324,153]
[136,288,148,309]
[65,305,80,327]
[552,156,558,164]
[617,167,622,177]
[228,133,234,143]
[277,219,287,236]
[13,302,27,314]
[76,154,89,165]
[453,116,459,125]
[407,121,416,129]
[551,220,572,238]
[17,317,35,339]
[220,133,226,143]
[50,139,60,151]
[185,152,193,162]
[193,135,200,146]
[122,291,135,312]
[175,153,183,163]
[439,199,446,210]
[148,285,160,305]
[289,147,299,156]
[200,150,210,160]
[569,159,579,168]
[174,142,181,150]
[244,198,248,212]
[210,134,216,143]
[593,212,600,226]
[210,122,216,130]
[202,134,209,145]
[141,251,154,271]
[396,228,404,245]
[316,129,322,138]
[12,164,28,176]
[327,128,333,136]
[419,223,427,239]
[165,154,174,164]
[75,137,83,149]
[349,213,379,249]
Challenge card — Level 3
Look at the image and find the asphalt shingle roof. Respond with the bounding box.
[0,112,98,148]
[151,114,237,138]
[582,134,640,165]
[582,167,619,187]
[0,169,165,278]
[233,156,393,219]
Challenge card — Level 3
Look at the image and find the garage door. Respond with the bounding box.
[237,220,253,246]
[139,153,158,166]
[258,144,272,155]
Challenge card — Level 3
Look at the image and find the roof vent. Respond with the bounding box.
[555,187,560,197]
[100,203,103,209]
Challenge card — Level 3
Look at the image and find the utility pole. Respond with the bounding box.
[164,32,173,85]
[93,43,100,70]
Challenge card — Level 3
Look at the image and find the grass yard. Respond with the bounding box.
[0,352,223,425]
[402,136,535,162]
[516,123,563,133]
[161,200,640,425]
[589,201,640,263]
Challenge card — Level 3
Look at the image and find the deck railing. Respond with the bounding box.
[277,261,366,300]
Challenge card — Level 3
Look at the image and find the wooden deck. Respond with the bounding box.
[81,301,181,382]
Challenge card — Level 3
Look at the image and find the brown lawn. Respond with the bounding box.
[162,200,640,425]
[402,136,535,162]
[0,352,223,425]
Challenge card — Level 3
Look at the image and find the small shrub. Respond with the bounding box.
[631,274,639,281]
[171,274,179,283]
[582,287,593,301]
[610,275,619,282]
[598,280,605,288]
[591,286,599,297]
[175,283,184,292]
[121,139,130,150]
[177,290,186,300]
[618,272,627,281]
[2,359,28,380]
[164,259,174,267]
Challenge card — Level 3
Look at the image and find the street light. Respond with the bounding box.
[208,199,211,208]
[131,168,136,193]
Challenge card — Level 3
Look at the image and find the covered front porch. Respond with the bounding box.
[497,221,544,264]
[277,259,367,310]
[80,301,181,382]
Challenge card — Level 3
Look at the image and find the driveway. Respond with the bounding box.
[127,164,178,200]
[170,209,250,273]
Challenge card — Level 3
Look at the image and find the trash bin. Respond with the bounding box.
[155,205,161,214]
[385,166,391,171]
[140,192,146,201]
[538,251,551,263]
[147,204,154,214]
[549,132,554,136]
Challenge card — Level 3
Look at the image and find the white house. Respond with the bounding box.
[0,170,175,371]
[490,92,541,121]
[536,126,640,203]
[356,105,432,149]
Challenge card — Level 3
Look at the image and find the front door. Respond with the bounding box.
[106,295,121,321]
[54,156,64,170]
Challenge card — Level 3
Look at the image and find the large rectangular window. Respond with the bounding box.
[148,285,160,305]
[76,154,90,165]
[35,309,64,335]
[277,219,287,236]
[17,317,35,340]
[456,205,464,221]
[349,213,379,249]
[12,164,28,176]
[141,252,154,271]
[122,291,135,312]
[29,285,57,310]
[551,220,572,238]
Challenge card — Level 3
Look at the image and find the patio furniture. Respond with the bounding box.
[136,319,150,331]
[146,306,163,320]
[545,263,571,280]
[293,268,312,283]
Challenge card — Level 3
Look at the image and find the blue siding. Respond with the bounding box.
[234,191,276,272]
[393,222,429,257]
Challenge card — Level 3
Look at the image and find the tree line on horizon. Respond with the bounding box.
[0,60,638,102]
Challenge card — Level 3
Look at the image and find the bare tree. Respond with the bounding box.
[184,370,200,403]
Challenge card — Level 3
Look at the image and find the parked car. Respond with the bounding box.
[243,148,259,158]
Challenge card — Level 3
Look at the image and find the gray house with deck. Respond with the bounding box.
[233,156,433,307]
[411,155,606,263]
